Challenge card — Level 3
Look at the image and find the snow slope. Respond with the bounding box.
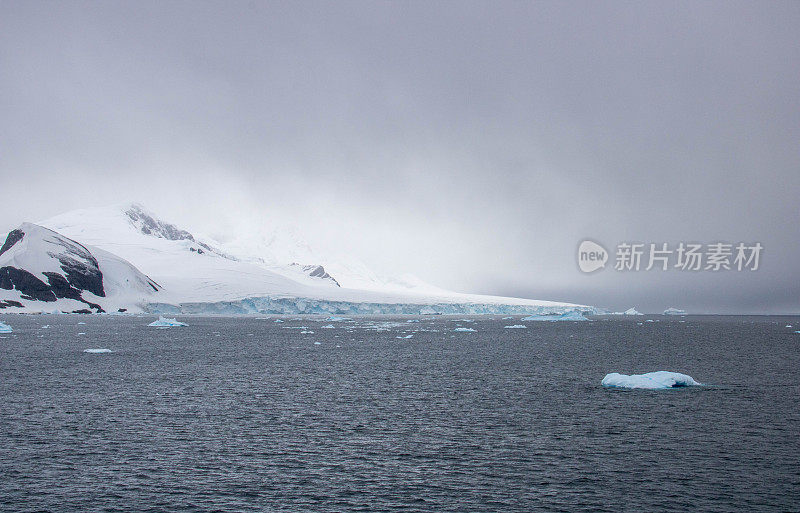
[33,203,593,315]
[0,222,159,313]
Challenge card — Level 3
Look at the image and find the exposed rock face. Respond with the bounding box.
[125,204,228,257]
[290,263,340,287]
[0,300,23,309]
[0,226,107,312]
[0,229,24,257]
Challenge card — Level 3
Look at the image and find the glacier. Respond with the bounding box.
[521,310,590,322]
[146,297,596,317]
[602,371,701,389]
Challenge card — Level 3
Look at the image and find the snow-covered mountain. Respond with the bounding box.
[0,203,593,315]
[0,223,159,313]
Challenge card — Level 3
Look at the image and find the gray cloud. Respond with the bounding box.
[1,1,798,313]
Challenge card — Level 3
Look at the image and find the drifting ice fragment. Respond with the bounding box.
[320,324,335,329]
[396,334,414,339]
[664,307,687,316]
[148,316,188,327]
[602,371,701,389]
[454,327,476,332]
[504,325,527,329]
[327,316,350,322]
[83,348,113,353]
[623,308,643,315]
[0,321,12,333]
[274,319,284,323]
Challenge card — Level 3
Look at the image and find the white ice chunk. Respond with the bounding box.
[504,324,527,329]
[148,316,188,327]
[83,348,113,353]
[623,308,643,315]
[664,307,687,315]
[320,324,335,329]
[396,334,413,339]
[0,321,12,333]
[454,327,476,332]
[602,371,701,389]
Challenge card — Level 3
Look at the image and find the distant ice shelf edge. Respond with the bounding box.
[145,297,598,316]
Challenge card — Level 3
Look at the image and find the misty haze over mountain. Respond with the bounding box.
[1,2,798,313]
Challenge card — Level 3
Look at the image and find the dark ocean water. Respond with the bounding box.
[1,314,798,512]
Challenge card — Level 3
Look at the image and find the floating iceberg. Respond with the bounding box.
[320,324,336,329]
[274,319,284,323]
[148,316,188,327]
[396,334,414,339]
[504,324,527,329]
[0,321,12,333]
[454,327,476,332]
[522,310,589,322]
[326,316,350,322]
[623,308,643,315]
[83,348,113,353]
[602,371,701,389]
[664,307,687,316]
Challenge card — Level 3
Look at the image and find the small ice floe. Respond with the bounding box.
[454,327,476,332]
[602,371,701,390]
[396,334,414,339]
[41,325,50,329]
[406,319,420,323]
[320,324,335,329]
[83,348,113,354]
[522,310,589,322]
[645,319,655,323]
[327,316,350,322]
[78,322,86,325]
[504,325,527,329]
[300,330,315,334]
[313,341,322,345]
[795,331,800,334]
[786,325,793,328]
[502,316,514,320]
[77,332,86,335]
[148,316,188,327]
[274,319,284,323]
[0,321,12,333]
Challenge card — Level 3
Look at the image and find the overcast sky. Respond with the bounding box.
[1,1,798,313]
